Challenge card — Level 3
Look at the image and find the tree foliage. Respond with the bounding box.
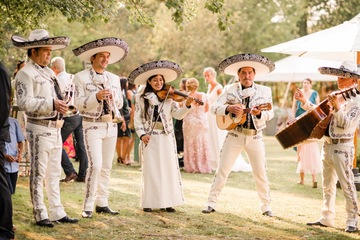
[2,0,360,99]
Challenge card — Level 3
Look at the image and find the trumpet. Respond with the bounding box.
[104,79,123,123]
[64,83,79,117]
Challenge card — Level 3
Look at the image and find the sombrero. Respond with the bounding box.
[319,60,360,79]
[218,53,275,76]
[11,29,69,50]
[72,37,129,64]
[128,60,183,85]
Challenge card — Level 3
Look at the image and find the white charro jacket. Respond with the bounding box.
[15,59,60,119]
[74,67,123,119]
[134,92,192,137]
[211,82,274,131]
[302,91,360,139]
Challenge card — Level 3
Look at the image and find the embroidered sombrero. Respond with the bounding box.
[318,60,360,79]
[72,37,129,64]
[218,53,275,76]
[11,29,70,50]
[128,60,183,85]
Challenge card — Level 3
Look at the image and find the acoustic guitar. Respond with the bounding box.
[216,103,272,130]
[275,87,359,149]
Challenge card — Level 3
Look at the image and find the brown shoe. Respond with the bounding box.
[60,172,78,182]
[312,182,318,188]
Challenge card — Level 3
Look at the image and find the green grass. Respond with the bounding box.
[11,136,360,239]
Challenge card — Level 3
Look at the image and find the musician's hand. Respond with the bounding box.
[54,99,68,114]
[328,93,340,112]
[185,97,194,107]
[227,104,244,116]
[96,89,112,101]
[250,106,261,116]
[294,88,306,104]
[141,134,150,145]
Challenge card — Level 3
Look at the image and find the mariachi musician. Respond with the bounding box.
[295,60,360,233]
[202,53,275,217]
[72,37,128,218]
[13,29,78,227]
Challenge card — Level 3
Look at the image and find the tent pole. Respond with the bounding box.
[281,81,292,108]
[354,52,360,169]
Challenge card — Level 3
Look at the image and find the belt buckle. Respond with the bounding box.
[101,114,112,122]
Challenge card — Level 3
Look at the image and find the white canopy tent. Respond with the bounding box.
[255,55,340,82]
[255,56,340,107]
[261,13,360,62]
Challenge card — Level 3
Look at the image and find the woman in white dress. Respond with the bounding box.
[129,60,194,212]
[203,67,252,172]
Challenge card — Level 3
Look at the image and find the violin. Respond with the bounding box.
[156,85,204,105]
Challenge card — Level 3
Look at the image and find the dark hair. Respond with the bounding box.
[120,77,128,92]
[304,78,312,84]
[27,48,40,57]
[237,67,256,74]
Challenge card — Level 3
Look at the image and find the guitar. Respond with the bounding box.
[275,87,359,149]
[216,103,272,130]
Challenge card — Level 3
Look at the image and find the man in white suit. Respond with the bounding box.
[72,37,128,218]
[202,53,275,217]
[13,29,78,227]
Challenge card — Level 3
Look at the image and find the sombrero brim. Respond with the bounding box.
[72,38,129,64]
[319,67,360,79]
[11,35,70,50]
[128,60,183,85]
[219,53,275,76]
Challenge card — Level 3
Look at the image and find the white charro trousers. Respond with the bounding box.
[318,141,358,228]
[206,131,272,213]
[82,121,117,212]
[27,122,66,222]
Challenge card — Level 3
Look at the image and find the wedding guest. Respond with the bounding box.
[182,77,212,173]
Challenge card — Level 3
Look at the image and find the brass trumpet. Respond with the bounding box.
[64,83,79,117]
[103,79,123,123]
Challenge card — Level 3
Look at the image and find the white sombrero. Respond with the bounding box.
[72,37,129,64]
[11,29,70,50]
[319,60,360,79]
[128,60,183,85]
[218,53,275,76]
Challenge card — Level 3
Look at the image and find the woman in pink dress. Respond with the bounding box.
[182,78,212,173]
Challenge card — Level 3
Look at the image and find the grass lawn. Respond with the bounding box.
[11,136,360,240]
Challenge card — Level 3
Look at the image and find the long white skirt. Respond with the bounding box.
[140,130,184,208]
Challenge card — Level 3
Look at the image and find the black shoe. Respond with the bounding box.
[165,207,176,212]
[306,221,328,227]
[262,211,273,217]
[143,208,152,212]
[345,226,358,233]
[60,172,78,182]
[36,219,54,228]
[202,206,215,214]
[95,206,119,215]
[54,215,79,224]
[75,177,86,182]
[82,211,92,218]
